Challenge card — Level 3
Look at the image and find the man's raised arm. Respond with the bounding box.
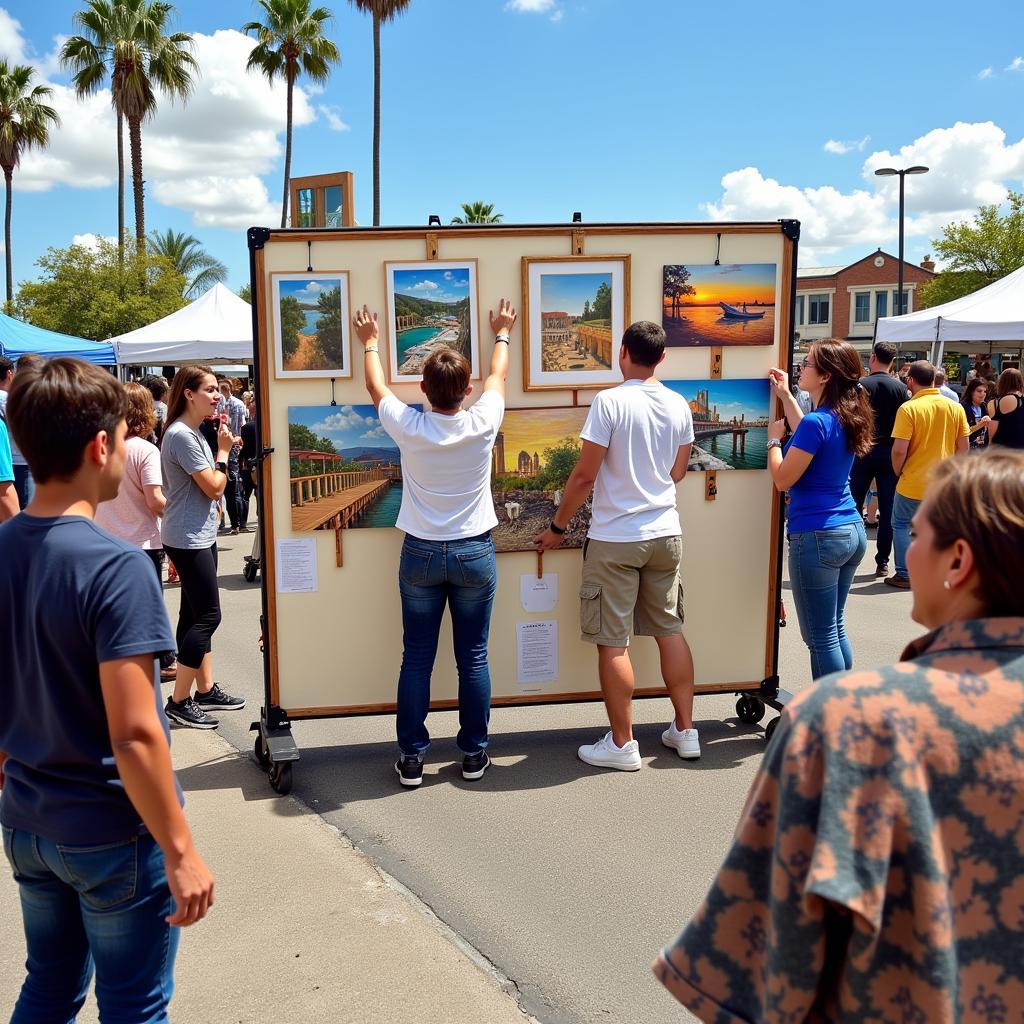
[353,305,394,411]
[483,298,517,397]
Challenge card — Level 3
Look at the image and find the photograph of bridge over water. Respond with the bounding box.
[490,406,591,553]
[662,263,777,348]
[287,404,419,533]
[272,272,351,379]
[385,260,479,383]
[663,379,771,471]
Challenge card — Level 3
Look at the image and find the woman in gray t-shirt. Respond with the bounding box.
[160,365,246,729]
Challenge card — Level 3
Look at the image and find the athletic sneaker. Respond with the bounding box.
[874,562,889,578]
[577,732,642,771]
[462,750,490,780]
[194,684,245,710]
[165,696,219,730]
[661,721,701,760]
[395,754,423,787]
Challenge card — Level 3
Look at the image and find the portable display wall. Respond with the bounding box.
[247,221,799,791]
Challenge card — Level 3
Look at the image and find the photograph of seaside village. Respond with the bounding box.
[391,265,474,376]
[540,272,615,372]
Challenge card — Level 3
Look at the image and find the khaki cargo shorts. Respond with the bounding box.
[579,536,685,647]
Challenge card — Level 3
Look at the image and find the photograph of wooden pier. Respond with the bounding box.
[663,379,772,470]
[662,263,776,347]
[287,404,418,533]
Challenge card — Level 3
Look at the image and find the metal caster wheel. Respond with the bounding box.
[764,717,780,742]
[736,695,766,724]
[243,559,259,582]
[254,734,270,770]
[269,761,293,795]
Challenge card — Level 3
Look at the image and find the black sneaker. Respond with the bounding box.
[875,562,889,578]
[194,684,245,711]
[165,696,219,730]
[462,750,490,781]
[395,754,423,788]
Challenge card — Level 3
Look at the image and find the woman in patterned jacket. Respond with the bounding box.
[656,448,1024,1023]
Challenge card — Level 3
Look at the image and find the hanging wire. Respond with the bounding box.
[714,233,722,266]
[306,241,313,273]
[330,378,337,406]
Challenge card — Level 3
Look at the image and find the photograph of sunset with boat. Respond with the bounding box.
[272,272,351,379]
[662,263,777,347]
[385,260,479,381]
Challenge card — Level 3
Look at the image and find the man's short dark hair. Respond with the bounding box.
[421,346,470,409]
[143,374,168,401]
[0,355,13,381]
[872,341,897,366]
[621,321,665,368]
[907,360,936,388]
[7,358,127,483]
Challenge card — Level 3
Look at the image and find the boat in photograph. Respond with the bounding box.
[718,301,765,320]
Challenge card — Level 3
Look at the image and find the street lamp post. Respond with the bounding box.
[874,165,929,320]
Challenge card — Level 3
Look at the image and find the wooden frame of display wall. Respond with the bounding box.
[246,221,799,784]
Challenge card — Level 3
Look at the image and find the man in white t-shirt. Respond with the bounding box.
[535,321,700,770]
[354,298,516,788]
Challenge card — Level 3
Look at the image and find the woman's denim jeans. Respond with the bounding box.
[396,533,497,756]
[2,827,179,1024]
[788,522,867,680]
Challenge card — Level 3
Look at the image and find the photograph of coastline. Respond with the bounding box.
[664,379,771,471]
[385,260,480,382]
[272,272,351,378]
[523,257,628,390]
[287,404,420,533]
[662,263,776,348]
[490,407,590,553]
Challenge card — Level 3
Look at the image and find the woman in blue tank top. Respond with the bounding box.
[767,339,874,678]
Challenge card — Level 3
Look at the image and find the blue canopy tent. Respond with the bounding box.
[0,312,116,365]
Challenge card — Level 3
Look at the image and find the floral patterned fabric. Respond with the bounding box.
[654,617,1024,1023]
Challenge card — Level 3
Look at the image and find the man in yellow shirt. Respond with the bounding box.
[887,360,969,588]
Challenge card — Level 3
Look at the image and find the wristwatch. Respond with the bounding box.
[766,439,783,450]
[216,460,228,473]
[549,521,566,535]
[495,335,510,344]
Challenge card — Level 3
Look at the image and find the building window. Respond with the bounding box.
[893,289,909,316]
[325,185,344,228]
[875,291,887,320]
[808,294,830,325]
[854,292,871,323]
[296,188,314,228]
[795,295,805,326]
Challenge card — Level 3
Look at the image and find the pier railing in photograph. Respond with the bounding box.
[289,463,403,532]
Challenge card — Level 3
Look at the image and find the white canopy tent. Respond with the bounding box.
[112,283,253,366]
[875,266,1024,362]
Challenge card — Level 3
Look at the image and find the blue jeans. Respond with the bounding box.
[13,464,33,509]
[2,827,179,1023]
[396,533,497,756]
[891,492,920,580]
[788,522,867,680]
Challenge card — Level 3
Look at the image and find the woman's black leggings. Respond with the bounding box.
[162,543,221,669]
[144,549,177,670]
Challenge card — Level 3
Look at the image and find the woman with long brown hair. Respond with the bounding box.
[987,366,1024,449]
[766,339,874,678]
[961,378,992,450]
[160,365,244,729]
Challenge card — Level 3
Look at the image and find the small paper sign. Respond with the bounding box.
[520,573,558,613]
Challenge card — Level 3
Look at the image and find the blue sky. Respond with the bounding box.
[279,277,339,306]
[4,0,1024,301]
[664,379,770,421]
[393,266,468,305]
[540,272,610,315]
[289,403,408,450]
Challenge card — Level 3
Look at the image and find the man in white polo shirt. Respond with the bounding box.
[354,299,516,788]
[535,320,699,770]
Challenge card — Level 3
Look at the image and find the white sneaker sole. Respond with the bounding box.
[577,749,642,771]
[661,734,700,760]
[395,763,423,787]
[462,760,489,781]
[166,710,219,730]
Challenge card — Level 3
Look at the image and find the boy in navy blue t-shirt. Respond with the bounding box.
[0,358,214,1020]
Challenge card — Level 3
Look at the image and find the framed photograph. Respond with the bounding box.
[662,263,777,347]
[490,406,591,553]
[384,260,480,383]
[271,272,352,378]
[522,256,629,391]
[663,378,772,470]
[287,403,421,533]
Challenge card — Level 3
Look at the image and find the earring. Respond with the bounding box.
[943,580,952,590]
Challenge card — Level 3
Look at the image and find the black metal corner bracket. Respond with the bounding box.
[247,226,271,251]
[779,219,800,242]
[759,674,780,698]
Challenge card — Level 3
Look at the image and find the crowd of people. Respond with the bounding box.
[1,323,1022,1019]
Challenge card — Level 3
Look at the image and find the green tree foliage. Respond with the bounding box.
[148,228,227,297]
[539,437,580,487]
[663,264,695,320]
[313,286,343,365]
[451,201,502,224]
[14,237,186,339]
[0,61,59,307]
[238,283,252,303]
[288,421,341,476]
[590,281,612,322]
[582,300,591,319]
[919,191,1024,308]
[348,0,411,226]
[244,0,340,229]
[278,294,305,361]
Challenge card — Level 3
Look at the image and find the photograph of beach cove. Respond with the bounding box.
[385,261,479,381]
[272,272,350,378]
[663,263,776,347]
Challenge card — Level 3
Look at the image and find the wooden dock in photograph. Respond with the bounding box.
[289,465,400,532]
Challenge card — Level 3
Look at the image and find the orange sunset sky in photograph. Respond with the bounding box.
[665,263,777,307]
[498,408,588,468]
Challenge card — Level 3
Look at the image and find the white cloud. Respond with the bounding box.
[0,10,67,81]
[71,232,118,251]
[360,425,387,439]
[704,121,1024,261]
[1006,56,1024,72]
[505,0,556,10]
[310,407,375,433]
[410,280,439,291]
[317,104,349,132]
[824,136,871,155]
[978,67,994,80]
[550,9,564,21]
[443,271,453,279]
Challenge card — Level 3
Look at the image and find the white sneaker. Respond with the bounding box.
[578,731,642,771]
[662,722,700,760]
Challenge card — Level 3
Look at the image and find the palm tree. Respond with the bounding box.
[451,202,502,225]
[62,0,198,250]
[148,228,228,297]
[348,0,410,226]
[0,62,59,306]
[244,0,340,229]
